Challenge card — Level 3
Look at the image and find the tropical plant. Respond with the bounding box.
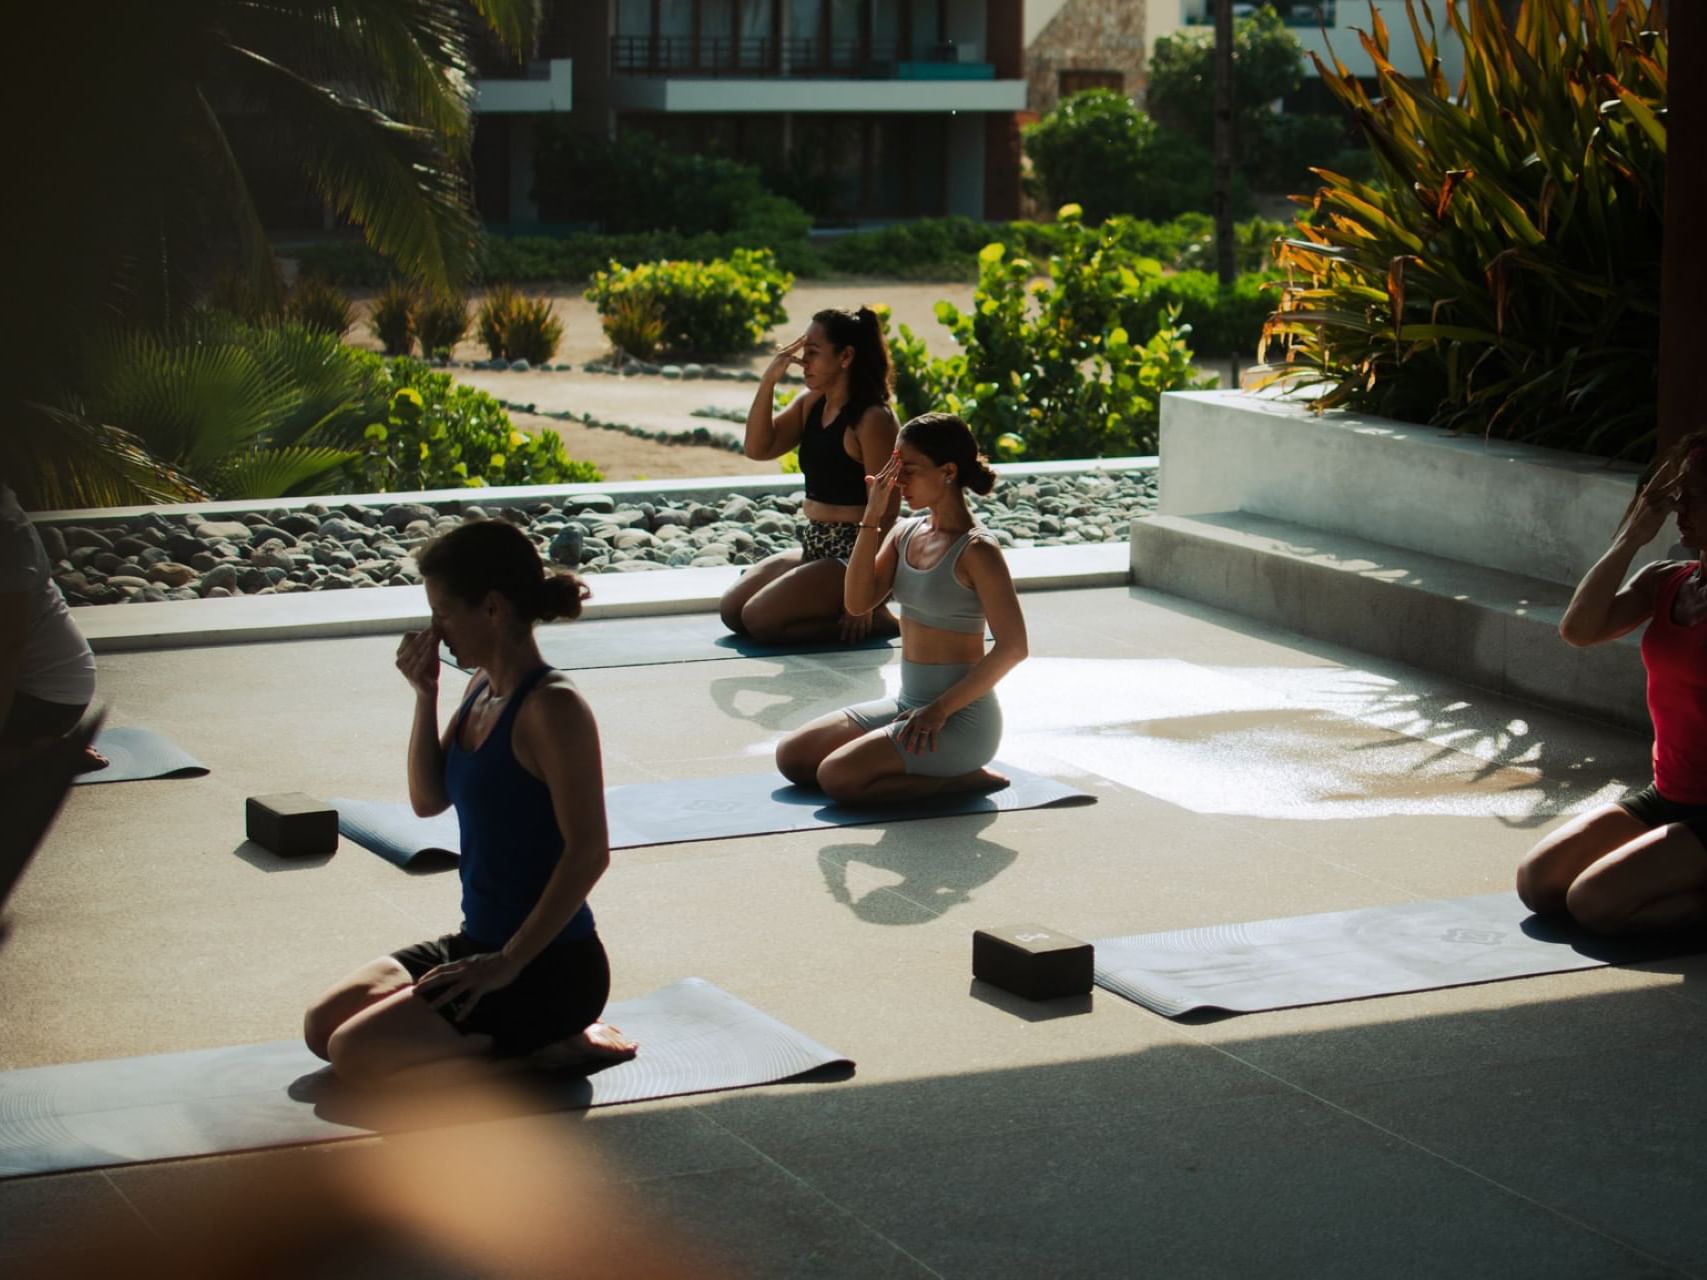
[287,277,355,338]
[883,207,1211,459]
[344,358,600,492]
[370,280,418,356]
[1256,0,1667,460]
[417,293,470,359]
[586,249,793,358]
[601,291,668,361]
[4,0,536,508]
[77,315,381,500]
[476,286,563,363]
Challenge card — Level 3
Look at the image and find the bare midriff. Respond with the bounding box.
[899,617,985,666]
[802,498,866,525]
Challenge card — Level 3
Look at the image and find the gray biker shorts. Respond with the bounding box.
[844,660,1002,777]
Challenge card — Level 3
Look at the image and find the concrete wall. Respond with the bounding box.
[1156,391,1643,588]
[1025,0,1148,115]
[472,59,574,113]
[1165,1,1468,86]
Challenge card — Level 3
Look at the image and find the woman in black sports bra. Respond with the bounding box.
[718,307,901,644]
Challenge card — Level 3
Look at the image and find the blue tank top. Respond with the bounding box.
[445,665,595,949]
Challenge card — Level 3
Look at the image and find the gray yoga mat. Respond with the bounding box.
[337,765,1095,868]
[1093,891,1706,1018]
[442,612,899,674]
[0,978,850,1179]
[72,726,208,784]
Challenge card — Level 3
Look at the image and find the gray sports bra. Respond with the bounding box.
[893,517,986,634]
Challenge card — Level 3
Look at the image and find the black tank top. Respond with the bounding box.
[798,396,870,507]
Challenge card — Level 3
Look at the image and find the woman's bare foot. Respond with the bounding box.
[868,604,901,637]
[76,746,110,774]
[954,767,1009,795]
[529,1022,638,1070]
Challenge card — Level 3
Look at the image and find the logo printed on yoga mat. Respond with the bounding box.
[1440,928,1504,946]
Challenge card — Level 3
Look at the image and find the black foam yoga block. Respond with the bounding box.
[973,925,1094,1001]
[246,793,338,857]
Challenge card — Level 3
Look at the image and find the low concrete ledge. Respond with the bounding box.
[33,457,1157,527]
[1158,391,1640,589]
[77,542,1130,652]
[1131,511,1646,728]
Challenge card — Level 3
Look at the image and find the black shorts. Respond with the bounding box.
[1,691,86,745]
[1617,783,1707,848]
[391,930,610,1057]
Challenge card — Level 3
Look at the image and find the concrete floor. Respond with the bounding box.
[3,585,1703,1278]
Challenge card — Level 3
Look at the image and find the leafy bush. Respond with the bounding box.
[369,280,417,356]
[1023,89,1251,222]
[586,248,792,359]
[287,276,354,338]
[416,292,469,359]
[475,286,563,363]
[601,291,666,361]
[1257,0,1667,460]
[1128,271,1277,358]
[287,242,393,287]
[80,313,377,499]
[344,356,600,491]
[881,207,1210,459]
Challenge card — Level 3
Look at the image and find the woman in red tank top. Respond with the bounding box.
[1516,430,1707,933]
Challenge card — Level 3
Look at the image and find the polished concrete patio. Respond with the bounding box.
[2,584,1702,1278]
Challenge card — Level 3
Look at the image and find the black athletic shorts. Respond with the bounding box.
[391,930,610,1057]
[1,691,86,744]
[1617,783,1707,848]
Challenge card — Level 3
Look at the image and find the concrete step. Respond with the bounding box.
[1129,511,1646,729]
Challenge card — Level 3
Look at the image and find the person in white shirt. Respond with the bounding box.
[0,484,104,773]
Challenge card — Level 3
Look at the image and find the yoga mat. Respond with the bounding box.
[338,765,1095,868]
[1093,891,1706,1018]
[442,612,899,674]
[72,726,208,784]
[0,978,850,1179]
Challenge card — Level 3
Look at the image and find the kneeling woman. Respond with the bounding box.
[1516,431,1707,934]
[776,413,1027,804]
[305,520,633,1086]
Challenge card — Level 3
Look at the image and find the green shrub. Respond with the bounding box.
[501,294,564,365]
[344,356,600,491]
[474,285,562,362]
[586,248,792,359]
[476,284,520,359]
[600,290,666,360]
[369,280,417,356]
[288,242,391,287]
[287,276,355,338]
[416,292,469,359]
[881,207,1210,460]
[1257,0,1667,459]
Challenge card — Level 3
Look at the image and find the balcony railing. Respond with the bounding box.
[610,34,980,78]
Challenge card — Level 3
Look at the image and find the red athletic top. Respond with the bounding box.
[1642,564,1707,803]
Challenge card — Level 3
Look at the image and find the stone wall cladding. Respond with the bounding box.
[1025,0,1149,116]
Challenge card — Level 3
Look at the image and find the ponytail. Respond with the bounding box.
[813,306,892,411]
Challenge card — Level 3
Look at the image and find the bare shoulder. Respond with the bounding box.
[856,402,899,435]
[958,532,1011,584]
[518,675,597,740]
[1633,559,1691,591]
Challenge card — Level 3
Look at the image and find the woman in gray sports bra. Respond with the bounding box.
[775,412,1028,804]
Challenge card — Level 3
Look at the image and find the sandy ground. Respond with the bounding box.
[344,278,976,480]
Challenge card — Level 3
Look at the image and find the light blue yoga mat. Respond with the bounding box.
[0,978,852,1179]
[337,764,1095,868]
[1093,892,1706,1018]
[72,726,208,784]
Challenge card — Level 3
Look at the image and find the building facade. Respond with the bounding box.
[472,0,1029,226]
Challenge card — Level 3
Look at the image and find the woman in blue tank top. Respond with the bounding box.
[776,412,1029,804]
[304,520,633,1086]
[718,306,901,644]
